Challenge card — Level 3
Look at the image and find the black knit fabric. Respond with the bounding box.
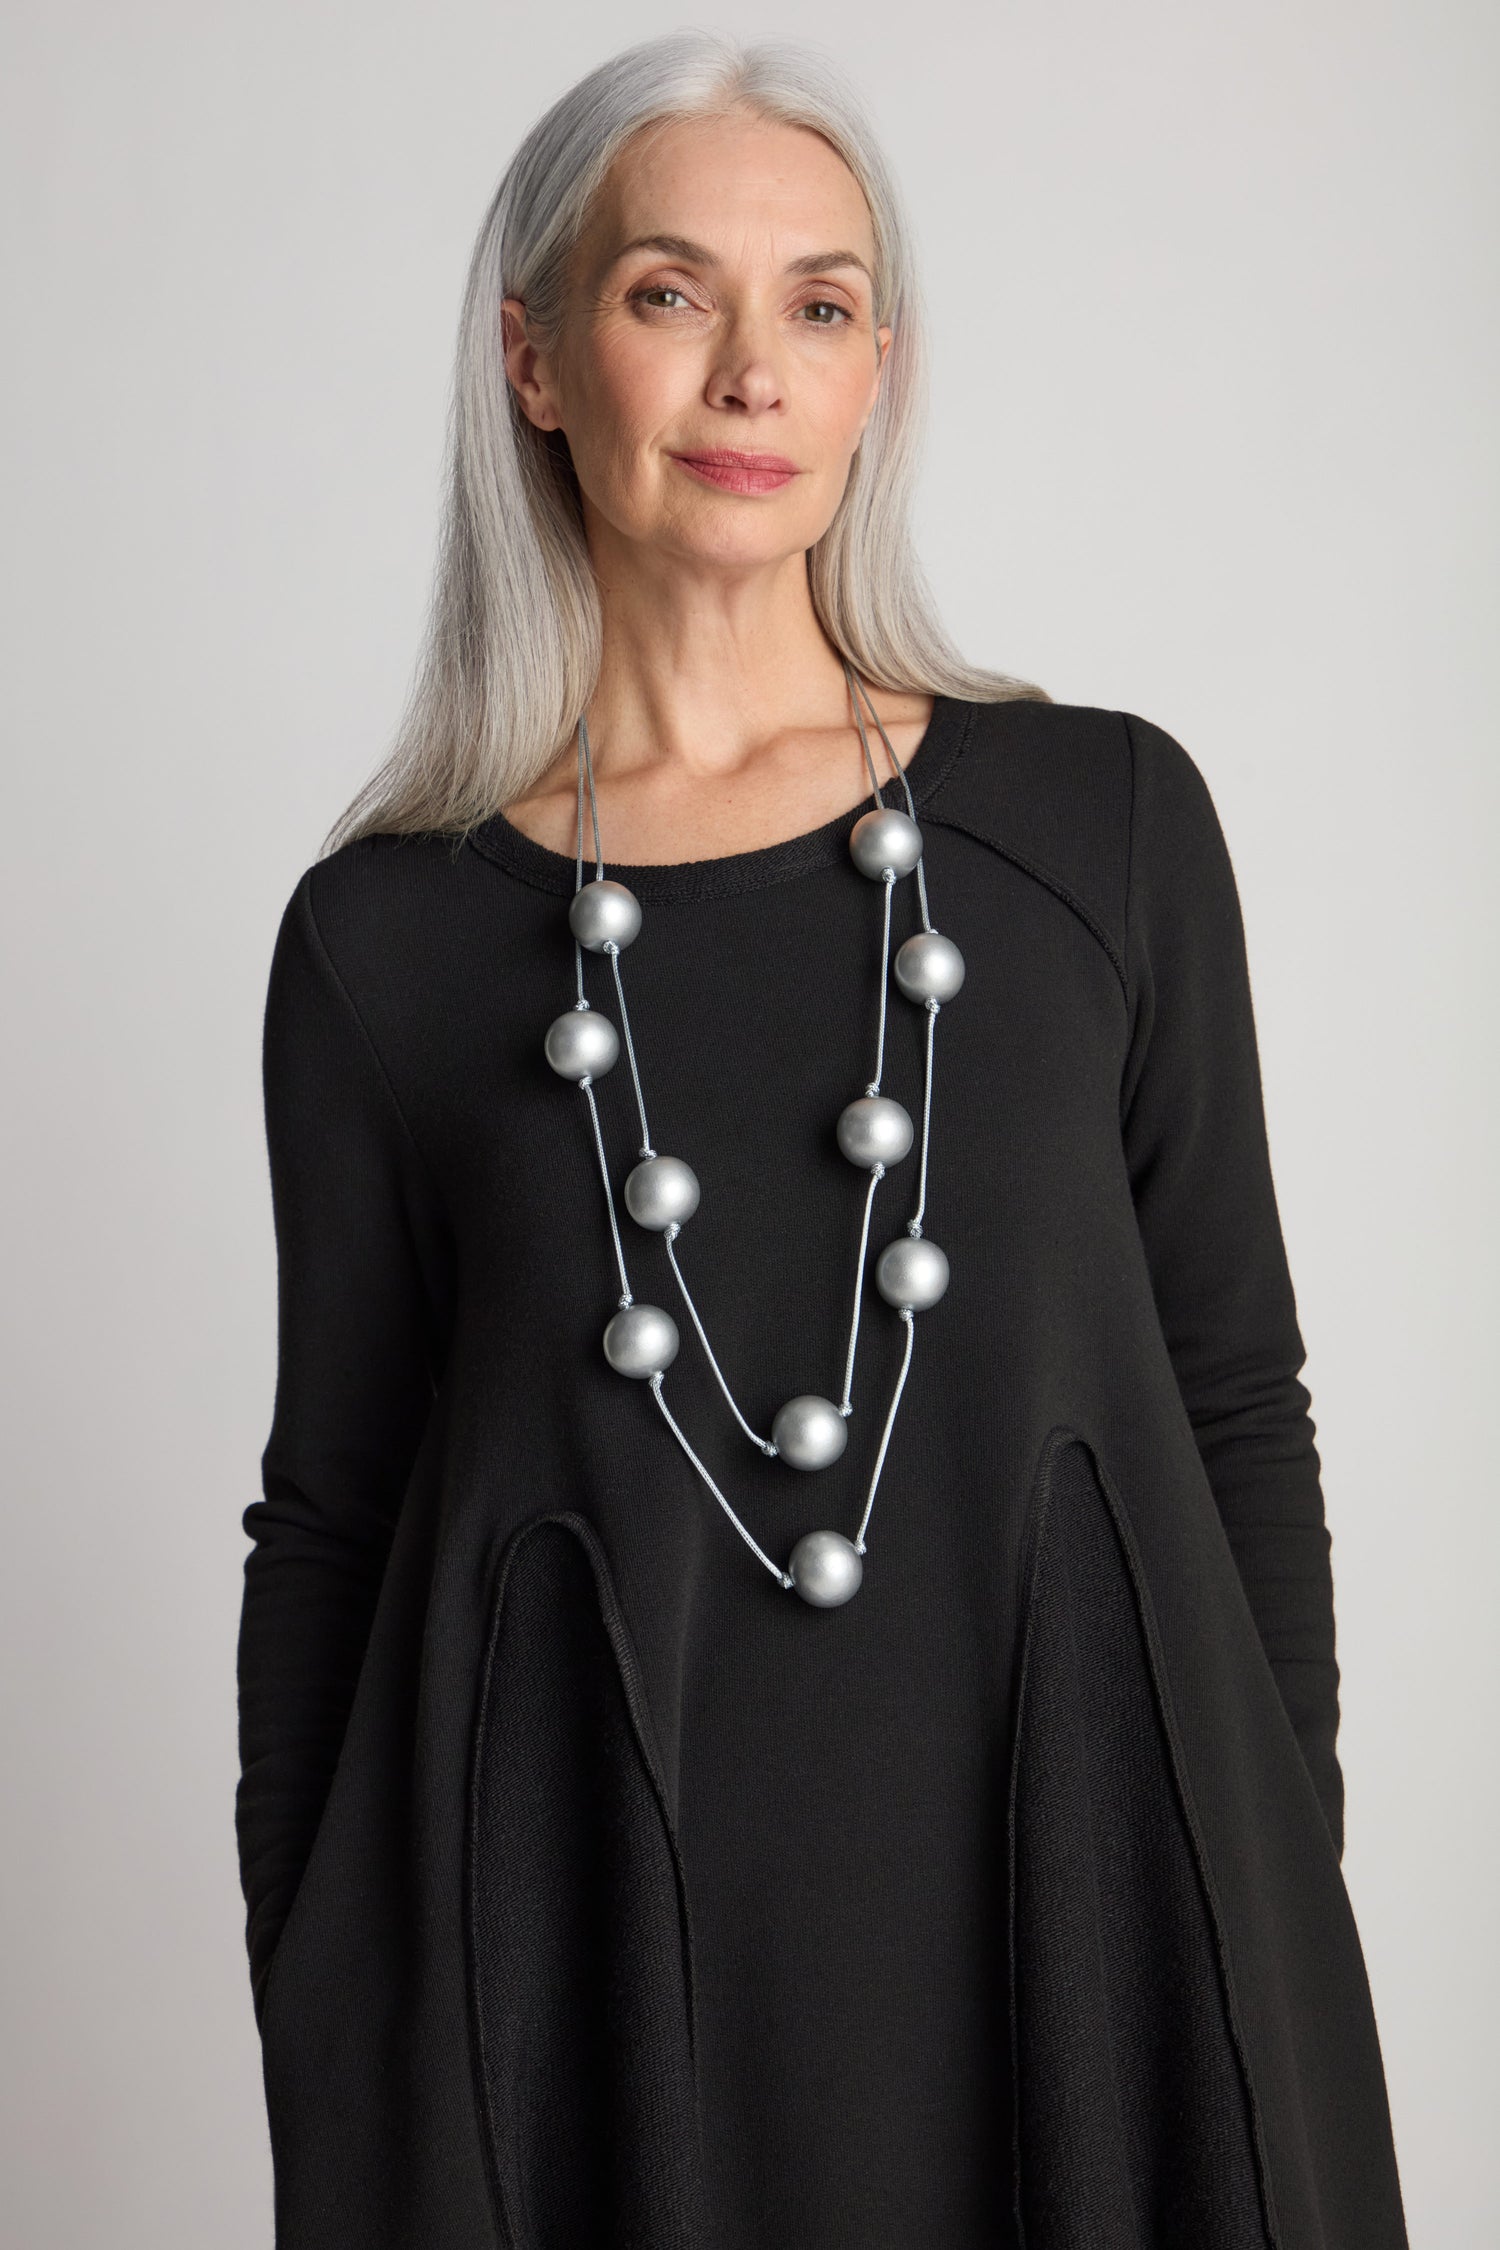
[1011,1431,1268,2245]
[467,1515,706,2250]
[237,695,1408,2248]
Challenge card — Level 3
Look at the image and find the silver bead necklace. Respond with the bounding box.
[542,659,965,1607]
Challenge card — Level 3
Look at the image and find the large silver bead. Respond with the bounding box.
[849,806,923,880]
[544,1007,619,1081]
[836,1094,914,1168]
[568,878,642,953]
[602,1303,680,1378]
[894,929,966,1004]
[875,1235,951,1311]
[788,1529,864,1607]
[772,1394,849,1470]
[624,1154,701,1232]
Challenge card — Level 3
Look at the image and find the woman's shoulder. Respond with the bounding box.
[303,822,471,907]
[928,693,1217,975]
[940,691,1202,803]
[267,824,490,1018]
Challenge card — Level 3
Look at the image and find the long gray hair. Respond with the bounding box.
[323,29,1048,854]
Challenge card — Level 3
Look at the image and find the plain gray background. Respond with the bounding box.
[3,2,1494,2241]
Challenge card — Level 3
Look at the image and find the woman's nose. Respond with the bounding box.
[703,312,787,417]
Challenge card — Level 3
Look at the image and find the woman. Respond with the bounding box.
[237,29,1409,2250]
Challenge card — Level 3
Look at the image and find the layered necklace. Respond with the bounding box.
[542,658,964,1608]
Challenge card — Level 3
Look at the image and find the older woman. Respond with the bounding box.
[237,29,1408,2250]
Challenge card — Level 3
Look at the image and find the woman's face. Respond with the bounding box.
[503,108,892,571]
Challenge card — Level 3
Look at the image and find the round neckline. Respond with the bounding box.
[466,692,974,902]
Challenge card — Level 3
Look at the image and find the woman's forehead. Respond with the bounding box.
[582,113,875,271]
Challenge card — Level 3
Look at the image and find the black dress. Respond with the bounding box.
[236,693,1409,2249]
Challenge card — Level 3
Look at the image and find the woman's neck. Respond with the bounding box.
[499,539,933,863]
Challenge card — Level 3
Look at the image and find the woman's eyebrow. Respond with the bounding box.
[609,232,873,285]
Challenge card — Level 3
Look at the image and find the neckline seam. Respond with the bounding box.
[465,695,976,901]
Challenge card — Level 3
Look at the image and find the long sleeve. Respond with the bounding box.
[1118,713,1344,1860]
[237,865,456,2026]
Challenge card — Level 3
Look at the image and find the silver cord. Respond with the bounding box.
[840,1160,886,1414]
[849,670,935,936]
[648,1372,795,1588]
[849,682,889,802]
[578,1073,633,1307]
[908,996,940,1240]
[604,939,654,1157]
[865,868,896,1097]
[663,1223,779,1455]
[854,1308,916,1552]
[579,711,606,875]
[573,746,589,1007]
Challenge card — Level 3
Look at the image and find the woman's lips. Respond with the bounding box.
[669,451,800,494]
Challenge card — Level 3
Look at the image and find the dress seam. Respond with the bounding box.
[918,804,1130,1009]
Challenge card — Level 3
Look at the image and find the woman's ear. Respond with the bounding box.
[854,324,894,442]
[501,296,565,434]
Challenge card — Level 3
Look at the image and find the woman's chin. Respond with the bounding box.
[640,502,832,574]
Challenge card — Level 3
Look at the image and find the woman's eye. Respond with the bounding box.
[629,287,852,325]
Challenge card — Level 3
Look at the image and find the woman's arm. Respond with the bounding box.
[236,864,455,2026]
[1118,712,1345,1860]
